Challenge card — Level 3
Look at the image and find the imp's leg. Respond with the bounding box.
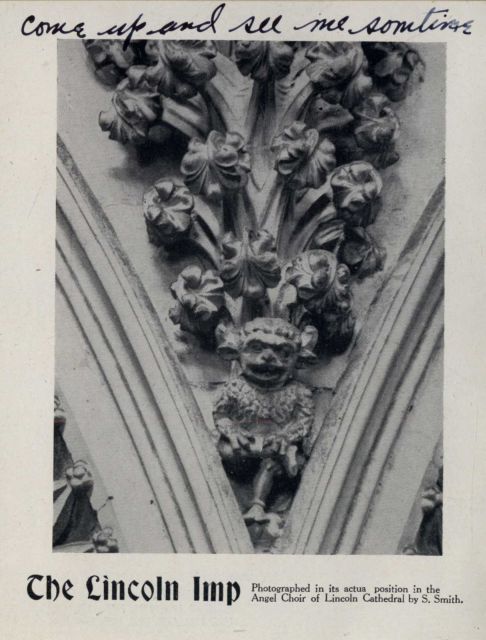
[243,458,280,524]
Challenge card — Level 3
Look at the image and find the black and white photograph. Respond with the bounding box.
[54,38,444,555]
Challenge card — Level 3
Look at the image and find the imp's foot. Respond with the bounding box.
[265,513,284,538]
[243,503,270,524]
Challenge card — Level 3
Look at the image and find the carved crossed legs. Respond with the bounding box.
[244,457,282,524]
[218,436,288,523]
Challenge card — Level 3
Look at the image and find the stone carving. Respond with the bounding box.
[53,395,119,553]
[84,39,138,86]
[278,250,355,353]
[362,42,425,102]
[305,42,373,110]
[213,318,317,537]
[271,122,336,190]
[65,460,94,494]
[86,39,425,546]
[309,162,386,278]
[353,95,400,168]
[181,130,251,198]
[143,180,195,248]
[90,527,119,553]
[169,266,228,346]
[220,230,281,301]
[404,467,443,556]
[234,41,296,81]
[142,40,218,101]
[99,68,162,146]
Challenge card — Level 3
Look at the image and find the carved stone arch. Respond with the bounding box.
[280,183,444,554]
[56,138,252,553]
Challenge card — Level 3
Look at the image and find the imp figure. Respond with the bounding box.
[213,318,317,525]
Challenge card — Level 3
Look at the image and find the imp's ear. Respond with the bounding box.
[297,325,318,367]
[215,322,240,361]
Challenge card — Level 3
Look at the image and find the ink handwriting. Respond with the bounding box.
[19,4,474,44]
[228,13,282,34]
[294,16,349,33]
[20,15,86,39]
[146,2,225,37]
[346,7,473,36]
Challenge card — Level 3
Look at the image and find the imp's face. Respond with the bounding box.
[240,330,298,389]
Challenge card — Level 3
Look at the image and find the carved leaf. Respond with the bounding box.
[305,42,373,109]
[84,40,137,86]
[181,130,251,198]
[284,250,340,300]
[143,40,217,101]
[271,122,336,190]
[353,95,400,168]
[289,185,338,256]
[309,218,346,252]
[281,250,355,353]
[99,68,162,145]
[362,42,425,102]
[330,161,383,227]
[306,93,354,134]
[143,180,194,247]
[169,265,227,342]
[234,41,296,81]
[220,229,281,300]
[339,227,386,278]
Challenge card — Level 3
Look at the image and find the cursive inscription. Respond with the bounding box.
[146,2,225,38]
[294,15,349,33]
[19,4,474,46]
[97,13,146,48]
[21,14,86,38]
[346,7,473,35]
[228,13,282,34]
